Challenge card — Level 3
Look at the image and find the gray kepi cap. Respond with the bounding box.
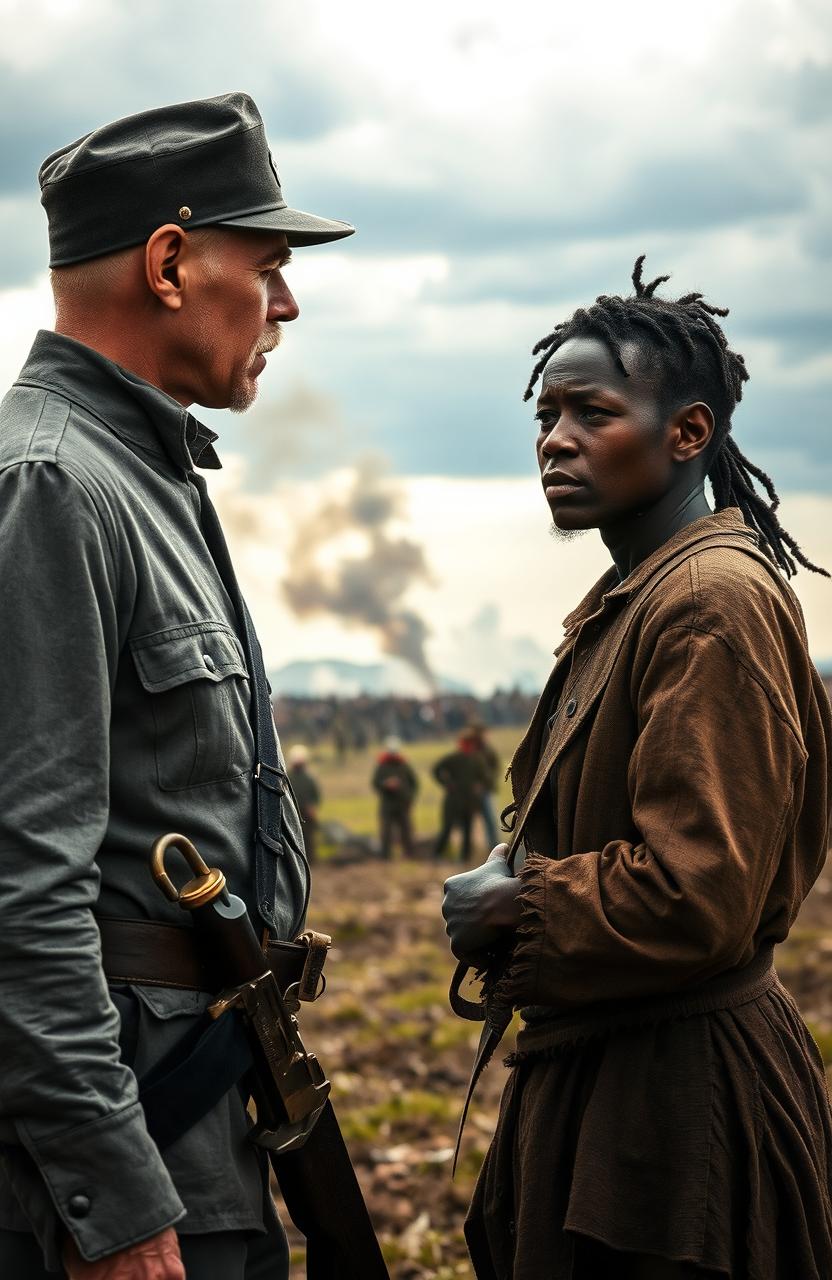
[39,91,355,267]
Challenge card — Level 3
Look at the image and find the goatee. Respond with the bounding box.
[549,523,588,543]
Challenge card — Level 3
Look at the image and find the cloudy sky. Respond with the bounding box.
[1,0,830,691]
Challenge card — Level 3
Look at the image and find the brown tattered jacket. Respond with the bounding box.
[504,509,832,1022]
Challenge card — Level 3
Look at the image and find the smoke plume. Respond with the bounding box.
[282,459,435,684]
[240,380,342,487]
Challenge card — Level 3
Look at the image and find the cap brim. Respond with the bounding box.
[216,204,354,247]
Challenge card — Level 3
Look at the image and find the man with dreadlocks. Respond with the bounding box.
[442,258,832,1279]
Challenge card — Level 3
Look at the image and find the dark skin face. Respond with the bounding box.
[538,338,663,523]
[535,335,713,539]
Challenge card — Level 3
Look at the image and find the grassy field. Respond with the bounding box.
[273,728,832,1279]
[285,726,519,858]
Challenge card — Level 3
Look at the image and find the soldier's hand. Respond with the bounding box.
[63,1226,185,1280]
[441,844,522,962]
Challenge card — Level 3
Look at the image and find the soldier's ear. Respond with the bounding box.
[145,225,188,311]
[668,402,714,465]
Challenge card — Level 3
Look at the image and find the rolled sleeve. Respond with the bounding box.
[0,461,184,1260]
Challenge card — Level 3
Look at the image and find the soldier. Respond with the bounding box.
[466,721,501,849]
[433,731,489,862]
[287,744,323,863]
[443,259,832,1278]
[0,94,353,1280]
[372,737,419,859]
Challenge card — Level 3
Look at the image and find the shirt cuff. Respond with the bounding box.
[490,852,549,1011]
[24,1099,185,1262]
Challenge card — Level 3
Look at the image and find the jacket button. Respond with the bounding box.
[202,653,216,672]
[565,698,578,716]
[67,1194,91,1218]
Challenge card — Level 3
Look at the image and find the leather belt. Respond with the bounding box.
[96,915,308,994]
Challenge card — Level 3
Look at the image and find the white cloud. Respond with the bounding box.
[0,274,53,387]
[0,0,109,69]
[285,251,449,333]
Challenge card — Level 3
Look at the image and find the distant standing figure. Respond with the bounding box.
[433,731,489,862]
[372,737,419,860]
[288,744,322,863]
[332,712,348,760]
[468,722,501,848]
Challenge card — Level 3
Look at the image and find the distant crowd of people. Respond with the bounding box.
[273,688,535,755]
[284,720,505,863]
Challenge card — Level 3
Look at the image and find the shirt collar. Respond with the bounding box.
[15,330,222,473]
[560,508,759,638]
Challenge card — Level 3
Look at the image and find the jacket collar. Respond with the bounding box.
[15,330,221,473]
[560,509,759,639]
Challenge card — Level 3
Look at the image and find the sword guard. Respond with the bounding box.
[151,833,228,910]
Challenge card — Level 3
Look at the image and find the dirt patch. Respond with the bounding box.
[275,855,832,1278]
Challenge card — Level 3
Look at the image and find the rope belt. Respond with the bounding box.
[513,943,778,1056]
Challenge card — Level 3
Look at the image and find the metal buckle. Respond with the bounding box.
[295,931,331,1003]
[254,761,286,794]
[208,970,331,1154]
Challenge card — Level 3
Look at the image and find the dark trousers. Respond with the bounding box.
[434,801,474,861]
[380,808,414,858]
[0,1226,289,1279]
[480,792,499,849]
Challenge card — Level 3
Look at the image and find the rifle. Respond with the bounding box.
[151,833,389,1280]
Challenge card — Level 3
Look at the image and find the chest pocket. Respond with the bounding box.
[130,621,254,792]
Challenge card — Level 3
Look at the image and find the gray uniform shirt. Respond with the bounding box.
[0,331,310,1265]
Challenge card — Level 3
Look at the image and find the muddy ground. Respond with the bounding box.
[272,854,832,1278]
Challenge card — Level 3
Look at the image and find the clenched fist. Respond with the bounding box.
[441,843,522,964]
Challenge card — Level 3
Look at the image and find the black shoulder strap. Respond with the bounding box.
[192,474,304,933]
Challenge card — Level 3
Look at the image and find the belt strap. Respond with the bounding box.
[97,915,309,993]
[98,916,213,990]
[139,1008,253,1150]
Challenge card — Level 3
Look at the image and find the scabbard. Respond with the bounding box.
[191,902,389,1278]
[271,1101,389,1280]
[150,834,390,1280]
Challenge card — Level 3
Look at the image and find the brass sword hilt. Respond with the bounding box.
[150,832,228,911]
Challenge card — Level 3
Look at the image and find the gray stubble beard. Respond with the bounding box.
[228,375,259,414]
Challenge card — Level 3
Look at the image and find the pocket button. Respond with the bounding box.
[202,653,216,673]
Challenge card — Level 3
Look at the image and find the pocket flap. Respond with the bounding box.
[129,621,248,692]
[129,983,209,1020]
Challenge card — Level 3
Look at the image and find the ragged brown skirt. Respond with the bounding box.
[465,958,832,1279]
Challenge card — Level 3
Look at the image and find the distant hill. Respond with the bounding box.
[269,657,472,698]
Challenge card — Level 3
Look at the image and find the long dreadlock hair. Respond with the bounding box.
[523,256,827,578]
